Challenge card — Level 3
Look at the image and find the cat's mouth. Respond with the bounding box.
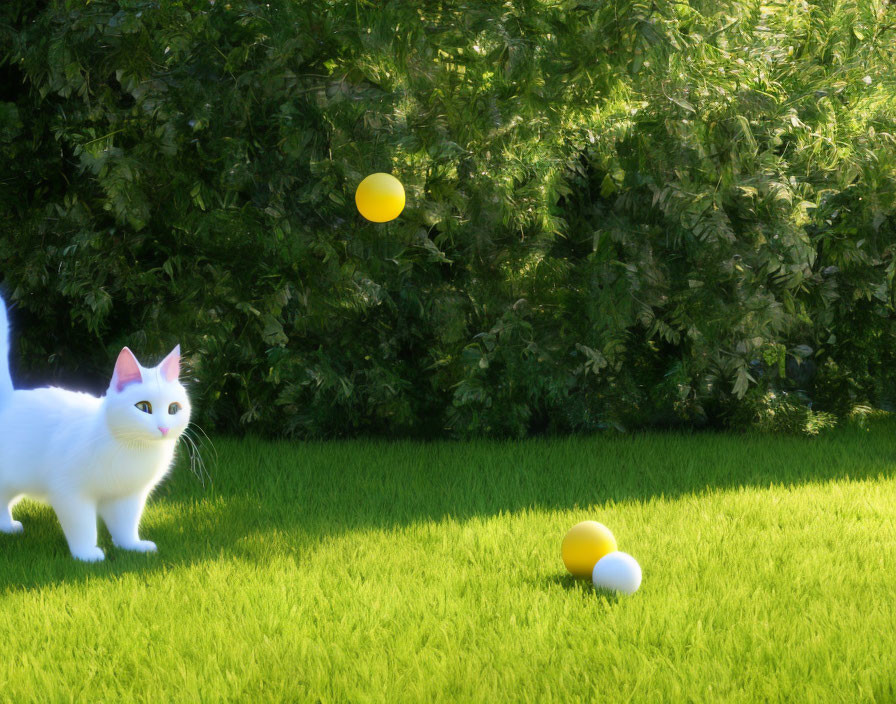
[113,430,178,447]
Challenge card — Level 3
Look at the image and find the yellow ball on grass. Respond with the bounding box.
[355,173,405,223]
[561,521,618,578]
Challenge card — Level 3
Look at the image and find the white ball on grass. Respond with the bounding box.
[592,551,642,595]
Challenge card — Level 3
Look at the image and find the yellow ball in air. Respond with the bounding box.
[355,173,405,223]
[561,521,618,578]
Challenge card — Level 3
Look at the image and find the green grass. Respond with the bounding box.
[1,422,896,703]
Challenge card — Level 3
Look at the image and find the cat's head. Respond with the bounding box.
[104,346,192,444]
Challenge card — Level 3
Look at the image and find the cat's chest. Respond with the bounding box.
[86,443,175,498]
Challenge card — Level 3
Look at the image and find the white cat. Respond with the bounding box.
[0,293,191,561]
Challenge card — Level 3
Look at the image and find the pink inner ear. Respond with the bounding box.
[160,344,181,382]
[114,347,143,392]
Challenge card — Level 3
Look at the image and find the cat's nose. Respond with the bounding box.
[158,426,170,437]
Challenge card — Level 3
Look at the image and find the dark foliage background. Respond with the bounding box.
[1,0,895,437]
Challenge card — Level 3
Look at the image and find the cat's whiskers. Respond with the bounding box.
[180,426,213,488]
[177,430,202,485]
[186,437,208,488]
[185,422,216,487]
[186,422,218,463]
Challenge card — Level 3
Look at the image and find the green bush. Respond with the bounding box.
[734,389,837,436]
[1,0,894,437]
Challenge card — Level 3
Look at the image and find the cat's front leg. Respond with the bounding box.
[98,492,156,553]
[51,496,104,562]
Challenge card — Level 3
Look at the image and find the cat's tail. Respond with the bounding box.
[0,293,13,399]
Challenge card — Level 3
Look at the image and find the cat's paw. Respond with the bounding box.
[72,546,105,562]
[0,520,23,534]
[118,540,157,553]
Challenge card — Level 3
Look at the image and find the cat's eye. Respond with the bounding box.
[168,402,182,415]
[135,401,152,414]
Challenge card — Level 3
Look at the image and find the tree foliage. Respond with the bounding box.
[1,0,895,437]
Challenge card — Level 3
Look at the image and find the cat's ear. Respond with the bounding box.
[112,347,143,392]
[159,344,181,382]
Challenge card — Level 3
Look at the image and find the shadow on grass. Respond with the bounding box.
[544,574,622,603]
[1,418,894,593]
[0,493,266,592]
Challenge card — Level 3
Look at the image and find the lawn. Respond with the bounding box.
[1,422,895,703]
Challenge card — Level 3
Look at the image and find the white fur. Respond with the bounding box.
[0,293,190,561]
